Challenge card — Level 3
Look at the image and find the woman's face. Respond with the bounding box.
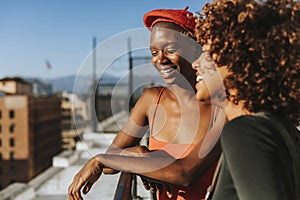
[150,24,197,87]
[192,51,229,103]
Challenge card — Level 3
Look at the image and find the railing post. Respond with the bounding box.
[113,172,133,200]
[132,174,137,199]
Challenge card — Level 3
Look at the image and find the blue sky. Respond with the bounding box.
[0,0,208,79]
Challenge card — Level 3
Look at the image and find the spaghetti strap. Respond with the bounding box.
[209,106,220,129]
[156,87,166,104]
[150,87,166,136]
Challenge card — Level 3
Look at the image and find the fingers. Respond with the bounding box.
[166,185,173,198]
[141,177,151,190]
[103,167,119,175]
[149,182,163,195]
[156,183,163,195]
[68,173,100,199]
[68,175,84,200]
[68,157,103,200]
[149,182,157,193]
[140,177,164,197]
[83,173,101,194]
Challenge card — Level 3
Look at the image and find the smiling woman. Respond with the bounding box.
[149,22,198,87]
[68,7,224,200]
[194,0,300,199]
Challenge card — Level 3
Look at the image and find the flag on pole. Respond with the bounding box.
[45,60,52,70]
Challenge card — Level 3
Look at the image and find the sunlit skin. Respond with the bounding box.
[67,22,223,200]
[150,23,197,88]
[191,47,251,120]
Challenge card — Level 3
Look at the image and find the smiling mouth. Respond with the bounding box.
[196,75,203,82]
[161,68,176,75]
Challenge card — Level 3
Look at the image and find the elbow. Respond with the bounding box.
[166,164,195,187]
[179,171,194,187]
[172,160,205,187]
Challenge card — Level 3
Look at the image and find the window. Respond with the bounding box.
[0,153,2,161]
[9,124,15,133]
[0,139,2,147]
[10,165,15,174]
[9,138,15,147]
[10,152,15,161]
[9,110,15,119]
[0,124,1,133]
[0,110,2,119]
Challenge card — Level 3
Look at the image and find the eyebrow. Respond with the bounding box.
[149,42,181,49]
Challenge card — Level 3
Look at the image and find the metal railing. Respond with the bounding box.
[114,172,152,200]
[113,172,133,200]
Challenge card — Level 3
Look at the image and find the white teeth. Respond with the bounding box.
[196,75,203,82]
[161,68,175,75]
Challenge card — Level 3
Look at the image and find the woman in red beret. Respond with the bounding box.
[68,7,224,200]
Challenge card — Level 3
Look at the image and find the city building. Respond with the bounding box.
[0,77,31,95]
[25,78,53,96]
[60,91,87,149]
[0,94,62,190]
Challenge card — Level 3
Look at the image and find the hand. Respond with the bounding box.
[68,156,103,200]
[103,167,119,175]
[121,145,150,156]
[140,177,173,199]
[103,146,150,175]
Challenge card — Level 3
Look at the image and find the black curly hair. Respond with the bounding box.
[195,0,300,125]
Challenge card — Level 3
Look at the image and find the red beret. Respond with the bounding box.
[143,6,196,34]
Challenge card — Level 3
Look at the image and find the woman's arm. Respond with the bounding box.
[68,108,224,199]
[68,141,221,200]
[100,141,221,186]
[103,88,158,174]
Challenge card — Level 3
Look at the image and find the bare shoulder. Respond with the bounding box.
[142,86,164,96]
[130,86,164,115]
[139,86,164,102]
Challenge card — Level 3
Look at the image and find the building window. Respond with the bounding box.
[0,139,2,147]
[10,152,15,161]
[0,110,2,119]
[9,124,15,133]
[9,110,15,119]
[0,153,2,161]
[9,138,15,147]
[0,124,1,133]
[10,165,15,174]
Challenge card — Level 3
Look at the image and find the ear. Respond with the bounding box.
[192,43,202,61]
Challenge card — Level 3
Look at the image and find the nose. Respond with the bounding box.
[156,50,168,64]
[192,55,202,71]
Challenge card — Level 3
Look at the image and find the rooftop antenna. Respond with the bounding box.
[128,37,134,111]
[91,36,98,132]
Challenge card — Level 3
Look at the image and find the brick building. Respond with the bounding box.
[0,78,62,189]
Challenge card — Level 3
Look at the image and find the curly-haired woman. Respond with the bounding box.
[193,0,300,199]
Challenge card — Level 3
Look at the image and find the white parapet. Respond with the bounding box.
[52,150,80,167]
[0,183,36,200]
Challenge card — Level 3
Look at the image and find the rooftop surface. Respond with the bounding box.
[0,111,152,200]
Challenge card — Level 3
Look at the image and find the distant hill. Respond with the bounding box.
[47,75,77,93]
[47,74,120,94]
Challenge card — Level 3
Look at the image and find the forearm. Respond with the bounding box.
[103,145,148,174]
[95,144,220,187]
[97,152,183,184]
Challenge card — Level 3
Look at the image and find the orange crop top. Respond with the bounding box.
[148,87,218,200]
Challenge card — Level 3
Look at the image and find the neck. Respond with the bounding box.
[225,100,252,121]
[168,84,195,98]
